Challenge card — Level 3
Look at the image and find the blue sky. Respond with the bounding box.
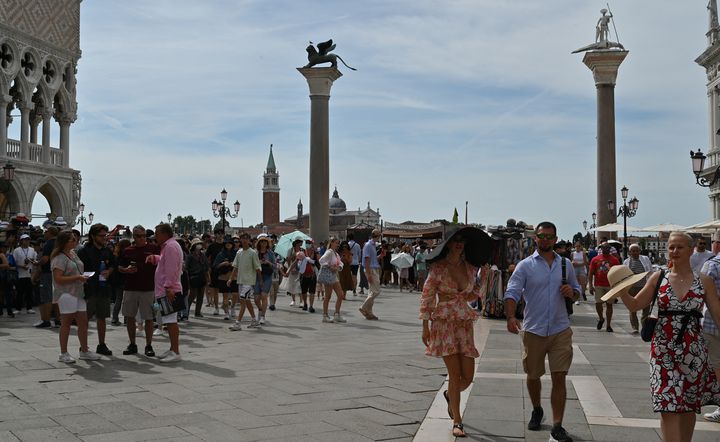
[29,1,713,239]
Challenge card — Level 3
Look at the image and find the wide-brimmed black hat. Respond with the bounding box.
[426,226,494,267]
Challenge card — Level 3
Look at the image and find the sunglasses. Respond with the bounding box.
[536,234,556,240]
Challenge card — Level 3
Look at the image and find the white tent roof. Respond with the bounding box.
[590,222,642,233]
[635,223,688,232]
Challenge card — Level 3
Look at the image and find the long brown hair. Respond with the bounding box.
[51,231,75,259]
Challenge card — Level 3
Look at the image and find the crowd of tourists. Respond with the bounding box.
[0,221,437,365]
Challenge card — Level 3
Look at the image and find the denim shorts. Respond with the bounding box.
[254,275,272,295]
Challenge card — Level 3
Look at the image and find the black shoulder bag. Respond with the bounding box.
[641,270,665,343]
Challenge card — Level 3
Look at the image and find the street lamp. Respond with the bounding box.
[167,213,172,223]
[76,202,94,237]
[211,188,240,234]
[608,186,639,259]
[690,149,720,187]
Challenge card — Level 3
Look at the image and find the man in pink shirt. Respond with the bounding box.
[146,223,183,363]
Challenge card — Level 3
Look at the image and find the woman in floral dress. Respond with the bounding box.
[420,230,487,438]
[618,232,720,442]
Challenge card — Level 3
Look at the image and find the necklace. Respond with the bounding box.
[447,257,464,266]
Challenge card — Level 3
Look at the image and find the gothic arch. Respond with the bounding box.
[0,180,26,220]
[31,176,67,221]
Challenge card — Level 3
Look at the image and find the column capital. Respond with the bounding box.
[16,100,34,112]
[0,94,12,105]
[39,107,54,120]
[297,67,343,97]
[55,113,76,125]
[582,50,629,86]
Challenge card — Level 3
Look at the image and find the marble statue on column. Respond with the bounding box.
[572,8,625,53]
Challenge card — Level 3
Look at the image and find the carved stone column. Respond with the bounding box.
[0,94,11,157]
[18,101,33,161]
[297,67,342,242]
[582,50,628,242]
[57,115,73,168]
[41,108,53,164]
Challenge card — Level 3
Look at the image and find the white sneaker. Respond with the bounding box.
[213,308,220,315]
[259,316,265,325]
[333,313,346,323]
[157,349,173,359]
[153,328,164,336]
[158,351,181,363]
[229,322,242,331]
[12,309,19,314]
[574,301,580,305]
[58,352,76,364]
[78,350,101,361]
[704,407,720,422]
[26,309,35,314]
[289,300,295,306]
[322,315,334,323]
[248,319,260,328]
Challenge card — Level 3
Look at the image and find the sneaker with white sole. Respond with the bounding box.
[158,351,181,363]
[213,308,220,316]
[289,300,295,306]
[259,316,265,325]
[153,328,164,336]
[574,301,580,305]
[322,315,334,323]
[704,407,720,422]
[157,349,173,359]
[26,309,35,314]
[229,322,242,331]
[248,320,260,328]
[78,350,101,361]
[333,313,346,323]
[58,352,76,364]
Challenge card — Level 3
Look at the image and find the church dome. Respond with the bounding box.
[329,187,347,213]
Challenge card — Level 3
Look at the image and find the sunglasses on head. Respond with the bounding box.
[536,233,556,240]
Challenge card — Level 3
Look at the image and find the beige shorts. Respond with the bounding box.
[121,290,155,321]
[705,332,720,371]
[522,328,573,379]
[594,286,611,304]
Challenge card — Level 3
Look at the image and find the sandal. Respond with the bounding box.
[443,390,453,418]
[452,423,466,437]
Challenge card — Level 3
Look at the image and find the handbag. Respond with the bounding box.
[156,292,185,316]
[641,270,665,343]
[278,275,290,293]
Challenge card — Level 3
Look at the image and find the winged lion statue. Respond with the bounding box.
[304,39,356,71]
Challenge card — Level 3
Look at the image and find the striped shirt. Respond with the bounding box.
[701,256,720,336]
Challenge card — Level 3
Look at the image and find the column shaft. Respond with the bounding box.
[59,121,70,167]
[0,95,9,157]
[309,95,330,242]
[19,105,30,161]
[596,84,617,241]
[41,112,51,164]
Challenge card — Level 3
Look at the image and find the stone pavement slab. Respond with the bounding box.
[0,288,439,441]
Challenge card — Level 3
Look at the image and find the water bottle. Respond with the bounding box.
[98,261,107,287]
[152,301,160,312]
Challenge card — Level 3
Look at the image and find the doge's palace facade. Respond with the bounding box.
[0,0,81,223]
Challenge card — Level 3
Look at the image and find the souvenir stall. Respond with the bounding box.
[479,219,534,319]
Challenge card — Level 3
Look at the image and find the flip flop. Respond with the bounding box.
[443,390,453,419]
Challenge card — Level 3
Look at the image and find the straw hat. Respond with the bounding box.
[601,265,649,302]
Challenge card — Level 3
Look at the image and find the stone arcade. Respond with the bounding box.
[0,0,81,223]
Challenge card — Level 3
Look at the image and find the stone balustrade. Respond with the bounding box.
[4,138,66,167]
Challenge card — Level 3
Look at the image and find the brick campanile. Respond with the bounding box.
[262,145,280,225]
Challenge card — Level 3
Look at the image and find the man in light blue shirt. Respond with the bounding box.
[359,229,381,320]
[504,221,580,442]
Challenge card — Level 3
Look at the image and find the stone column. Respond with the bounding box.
[18,101,33,161]
[582,50,628,242]
[297,67,342,242]
[29,113,39,144]
[58,116,71,167]
[0,94,11,157]
[41,109,53,164]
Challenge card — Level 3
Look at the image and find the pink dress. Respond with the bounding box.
[420,262,483,358]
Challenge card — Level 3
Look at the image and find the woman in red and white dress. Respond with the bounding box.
[619,232,720,442]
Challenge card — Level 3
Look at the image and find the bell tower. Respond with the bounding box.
[262,144,279,225]
[297,199,303,228]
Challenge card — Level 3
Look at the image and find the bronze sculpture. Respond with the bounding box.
[304,39,356,71]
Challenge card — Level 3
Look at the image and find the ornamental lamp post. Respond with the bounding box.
[608,185,639,259]
[77,202,94,237]
[211,188,240,235]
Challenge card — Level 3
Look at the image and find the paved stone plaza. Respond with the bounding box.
[0,291,719,441]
